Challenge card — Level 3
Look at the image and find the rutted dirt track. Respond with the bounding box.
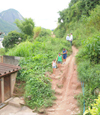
[46,46,82,115]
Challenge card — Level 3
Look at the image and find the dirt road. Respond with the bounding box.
[47,46,81,115]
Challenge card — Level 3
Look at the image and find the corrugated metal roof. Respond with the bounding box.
[0,63,21,77]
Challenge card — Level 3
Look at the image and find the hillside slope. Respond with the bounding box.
[0,9,23,23]
[0,18,18,34]
[0,9,23,35]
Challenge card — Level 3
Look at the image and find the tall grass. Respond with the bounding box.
[6,41,34,57]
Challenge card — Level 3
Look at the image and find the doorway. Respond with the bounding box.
[4,75,11,101]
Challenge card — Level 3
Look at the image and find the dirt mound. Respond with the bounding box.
[46,46,81,115]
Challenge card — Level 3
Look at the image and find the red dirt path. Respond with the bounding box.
[46,46,82,115]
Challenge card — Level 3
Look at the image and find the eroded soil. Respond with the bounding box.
[46,46,81,115]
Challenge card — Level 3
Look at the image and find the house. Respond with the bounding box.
[0,62,21,103]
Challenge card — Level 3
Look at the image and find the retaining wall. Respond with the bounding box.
[0,55,22,65]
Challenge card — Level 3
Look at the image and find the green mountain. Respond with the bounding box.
[0,9,23,35]
[0,9,23,23]
[0,18,18,34]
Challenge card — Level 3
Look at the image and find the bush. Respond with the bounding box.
[38,28,51,37]
[76,34,100,114]
[76,34,100,64]
[33,26,41,39]
[0,48,5,55]
[2,31,21,49]
[6,41,34,57]
[87,5,100,30]
[78,61,100,90]
[25,74,55,109]
[84,94,100,115]
[82,34,100,64]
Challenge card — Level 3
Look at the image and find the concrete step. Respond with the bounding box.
[8,97,24,108]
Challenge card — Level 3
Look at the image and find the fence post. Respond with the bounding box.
[81,82,85,114]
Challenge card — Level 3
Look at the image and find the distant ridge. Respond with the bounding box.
[0,8,23,23]
[0,8,23,36]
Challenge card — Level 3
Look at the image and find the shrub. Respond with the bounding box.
[25,74,55,109]
[2,31,21,49]
[82,34,100,64]
[6,41,34,57]
[76,34,100,64]
[84,94,100,115]
[0,48,5,55]
[39,28,51,37]
[33,26,41,39]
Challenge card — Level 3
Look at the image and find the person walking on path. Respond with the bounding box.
[62,48,68,64]
[66,34,70,41]
[52,59,56,75]
[56,53,63,71]
[70,33,73,46]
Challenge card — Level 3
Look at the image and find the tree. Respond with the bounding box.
[15,18,35,36]
[33,26,41,39]
[2,31,20,49]
[39,28,51,37]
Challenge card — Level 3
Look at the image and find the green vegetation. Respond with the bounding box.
[0,18,18,35]
[15,18,35,36]
[54,0,100,47]
[2,13,72,111]
[2,0,100,113]
[76,34,100,114]
[84,94,100,115]
[33,27,41,39]
[0,48,5,55]
[2,31,21,49]
[38,28,51,37]
[54,0,100,114]
[6,35,72,110]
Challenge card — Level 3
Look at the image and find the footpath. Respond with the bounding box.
[46,46,82,115]
[0,46,81,115]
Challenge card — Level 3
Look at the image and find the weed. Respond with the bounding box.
[57,84,63,88]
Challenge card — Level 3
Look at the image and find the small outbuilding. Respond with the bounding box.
[0,63,21,103]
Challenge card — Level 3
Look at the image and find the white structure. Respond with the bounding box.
[0,38,4,48]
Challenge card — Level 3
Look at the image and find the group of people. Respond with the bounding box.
[52,48,68,75]
[66,33,73,46]
[51,33,73,75]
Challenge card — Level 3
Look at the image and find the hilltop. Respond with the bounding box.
[0,8,23,35]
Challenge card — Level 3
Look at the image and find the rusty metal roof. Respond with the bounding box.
[0,63,21,77]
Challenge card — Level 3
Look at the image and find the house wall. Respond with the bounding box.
[0,72,18,103]
[1,77,4,103]
[4,74,11,101]
[3,55,21,66]
[10,72,17,96]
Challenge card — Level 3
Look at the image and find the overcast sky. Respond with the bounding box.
[0,0,71,30]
